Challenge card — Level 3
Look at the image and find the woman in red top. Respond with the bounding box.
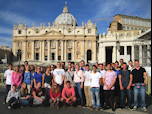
[49,82,61,109]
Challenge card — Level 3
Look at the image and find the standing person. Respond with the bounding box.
[4,64,13,103]
[119,62,133,109]
[114,61,121,108]
[98,63,106,107]
[73,63,84,106]
[53,62,65,91]
[132,60,148,111]
[23,65,33,94]
[42,67,53,101]
[33,66,43,88]
[20,65,25,82]
[24,61,28,67]
[65,65,75,87]
[6,85,20,109]
[61,81,76,106]
[119,59,124,68]
[71,62,75,71]
[49,83,61,109]
[83,64,92,108]
[103,63,117,111]
[128,60,134,71]
[11,66,22,89]
[42,67,53,88]
[90,65,102,110]
[79,60,85,71]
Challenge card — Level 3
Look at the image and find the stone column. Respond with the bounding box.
[72,40,75,61]
[147,45,151,66]
[31,41,35,60]
[102,46,106,63]
[116,46,120,61]
[98,43,102,63]
[112,46,116,62]
[41,41,45,61]
[56,40,58,61]
[139,45,143,65]
[47,40,50,61]
[61,40,64,60]
[131,45,135,61]
[39,41,42,61]
[124,46,127,56]
[92,41,97,62]
[12,42,16,56]
[64,41,67,61]
[22,41,26,61]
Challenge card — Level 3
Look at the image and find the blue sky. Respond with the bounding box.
[0,0,151,47]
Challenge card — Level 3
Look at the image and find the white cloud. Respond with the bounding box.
[0,11,36,25]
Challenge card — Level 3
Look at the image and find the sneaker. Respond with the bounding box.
[142,107,147,112]
[132,106,137,111]
[8,106,11,109]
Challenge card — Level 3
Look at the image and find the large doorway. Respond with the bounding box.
[87,50,92,63]
[106,47,113,64]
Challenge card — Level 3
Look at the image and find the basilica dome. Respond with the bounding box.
[54,5,77,26]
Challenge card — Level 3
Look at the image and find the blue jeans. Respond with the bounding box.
[133,84,146,107]
[120,89,131,107]
[90,87,100,108]
[75,83,84,105]
[20,99,29,105]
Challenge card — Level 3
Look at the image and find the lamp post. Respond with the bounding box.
[16,49,22,66]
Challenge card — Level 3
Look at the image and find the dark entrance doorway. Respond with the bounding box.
[106,47,113,64]
[35,53,39,60]
[87,50,92,63]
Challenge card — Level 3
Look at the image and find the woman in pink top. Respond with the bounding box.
[73,63,84,106]
[11,66,22,88]
[103,63,116,111]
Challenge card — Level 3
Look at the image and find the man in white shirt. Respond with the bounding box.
[84,64,92,107]
[4,64,13,103]
[90,65,102,110]
[53,62,65,91]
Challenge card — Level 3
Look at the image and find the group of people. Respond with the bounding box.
[3,59,148,112]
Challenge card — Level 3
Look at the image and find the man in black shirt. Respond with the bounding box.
[119,62,133,109]
[131,60,148,111]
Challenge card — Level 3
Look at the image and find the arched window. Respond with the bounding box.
[18,30,22,34]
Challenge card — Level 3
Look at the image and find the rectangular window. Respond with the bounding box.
[127,46,131,55]
[45,56,48,61]
[58,56,61,60]
[68,53,72,60]
[51,53,55,60]
[88,29,91,33]
[120,46,124,55]
[35,53,39,60]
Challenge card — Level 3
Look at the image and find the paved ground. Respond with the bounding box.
[0,88,151,114]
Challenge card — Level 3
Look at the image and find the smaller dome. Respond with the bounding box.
[54,4,77,26]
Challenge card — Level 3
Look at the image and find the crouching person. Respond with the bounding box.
[6,85,20,109]
[19,83,33,106]
[49,82,61,109]
[32,82,45,105]
[61,81,76,106]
